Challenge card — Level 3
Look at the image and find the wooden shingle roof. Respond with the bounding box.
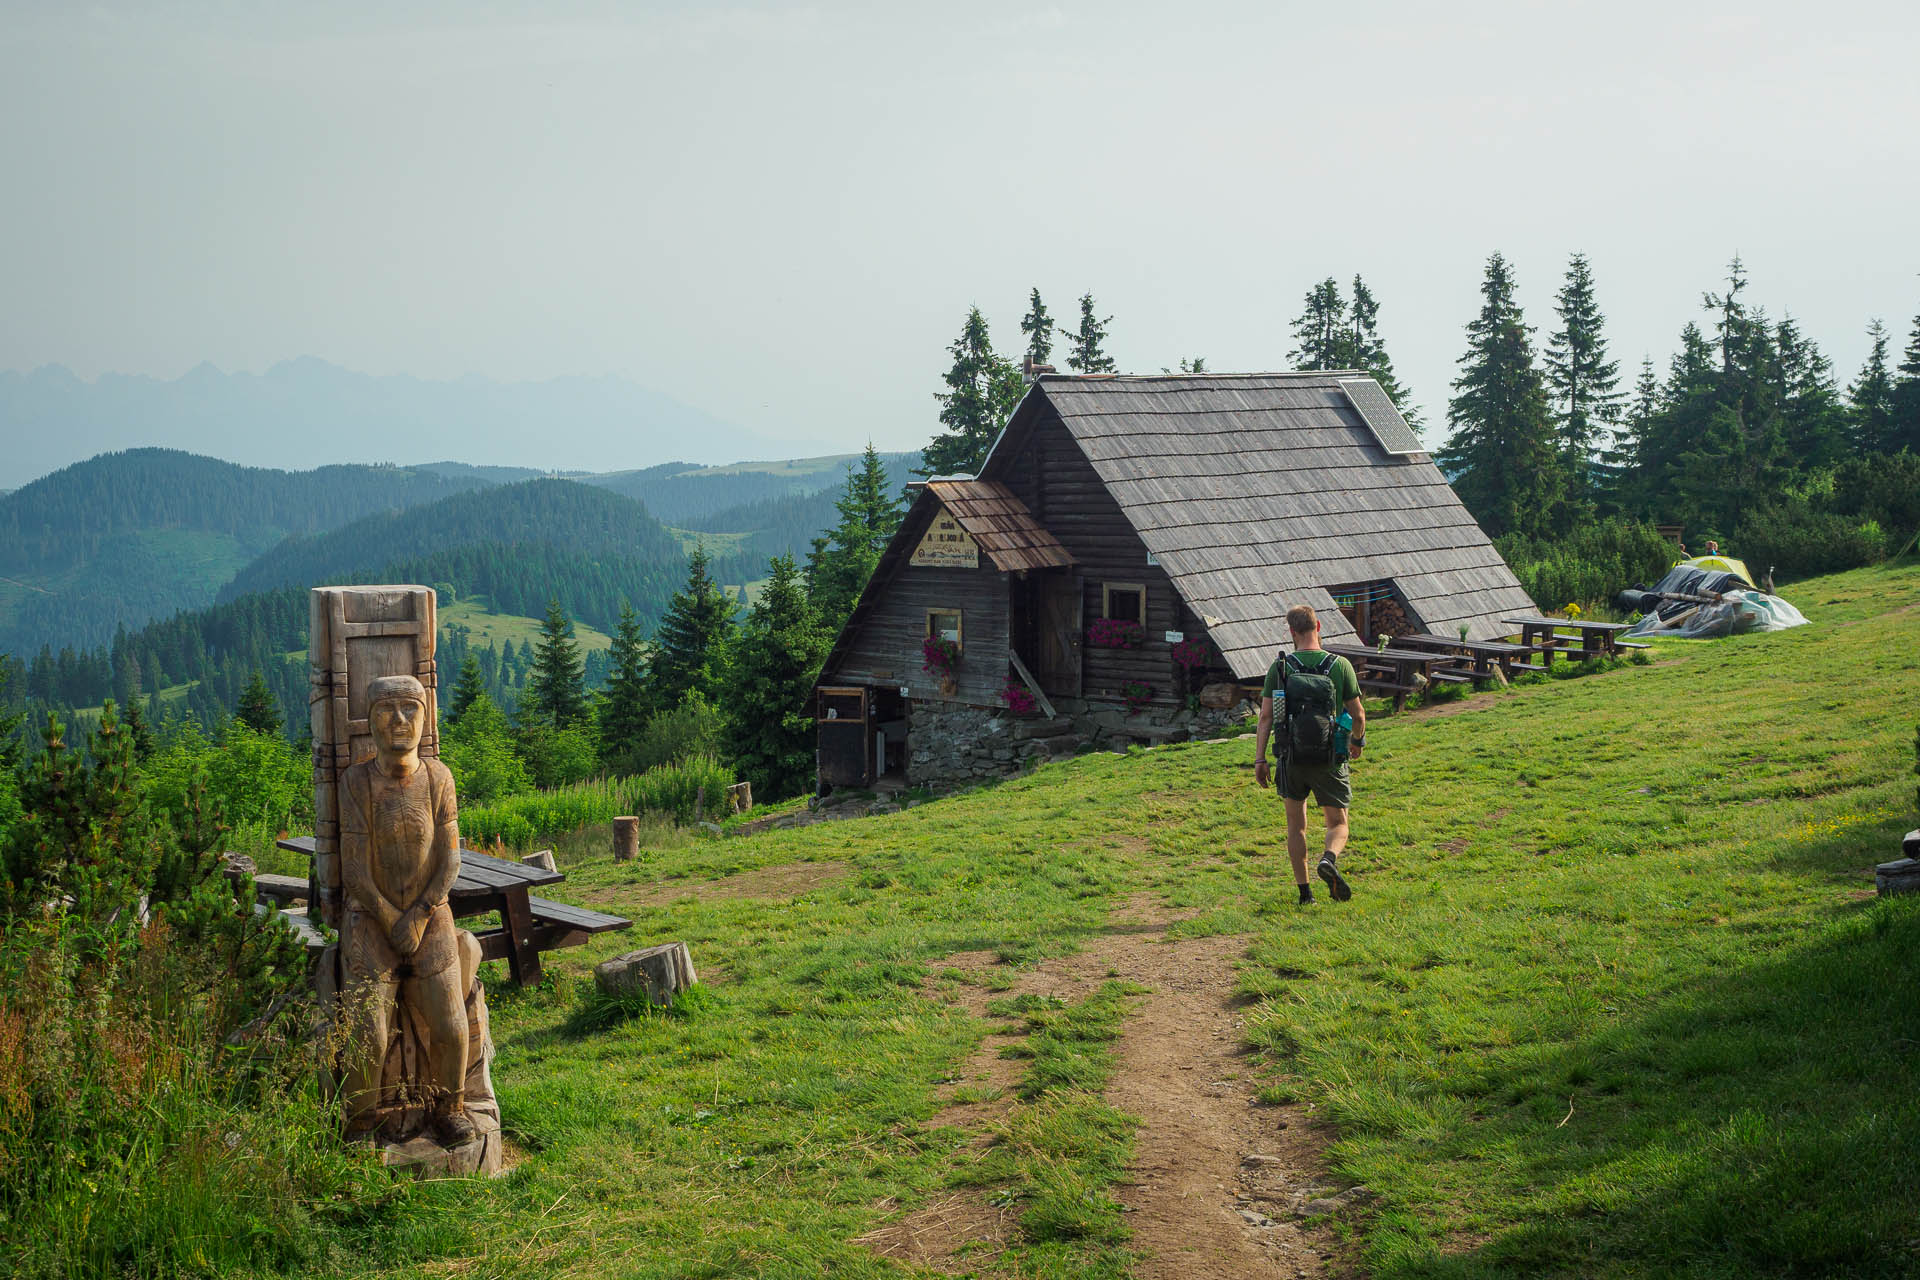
[981,372,1537,680]
[922,479,1074,573]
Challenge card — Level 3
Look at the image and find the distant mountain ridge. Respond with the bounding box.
[0,444,921,658]
[0,357,822,489]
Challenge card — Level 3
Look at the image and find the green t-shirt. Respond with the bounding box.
[1260,650,1360,707]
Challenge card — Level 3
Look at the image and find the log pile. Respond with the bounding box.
[1366,597,1416,641]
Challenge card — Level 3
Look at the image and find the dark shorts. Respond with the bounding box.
[1277,757,1352,809]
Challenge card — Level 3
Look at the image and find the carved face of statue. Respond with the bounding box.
[371,695,425,756]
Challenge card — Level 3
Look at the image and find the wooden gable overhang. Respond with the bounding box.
[813,482,1065,708]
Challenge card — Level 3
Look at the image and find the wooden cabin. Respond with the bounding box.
[813,371,1536,791]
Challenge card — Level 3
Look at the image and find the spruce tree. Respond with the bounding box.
[1288,279,1348,370]
[1774,316,1850,470]
[446,653,484,727]
[809,444,906,632]
[922,307,1025,476]
[1849,320,1897,455]
[1066,293,1117,373]
[1543,254,1624,485]
[1020,288,1055,368]
[1289,276,1416,419]
[725,555,829,801]
[122,694,156,762]
[525,599,588,728]
[1347,275,1417,420]
[1437,253,1565,540]
[234,669,282,737]
[1889,313,1920,456]
[647,546,736,712]
[599,603,651,771]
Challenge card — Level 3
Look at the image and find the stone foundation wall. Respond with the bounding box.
[905,694,1258,790]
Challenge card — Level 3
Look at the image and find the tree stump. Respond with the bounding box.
[522,849,557,873]
[594,942,698,1006]
[1877,855,1920,897]
[612,816,639,862]
[726,781,753,814]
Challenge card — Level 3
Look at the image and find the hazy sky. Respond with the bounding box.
[3,0,1917,466]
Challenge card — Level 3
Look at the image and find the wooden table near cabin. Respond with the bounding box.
[1323,642,1473,711]
[1500,615,1640,662]
[276,835,631,989]
[1395,633,1547,681]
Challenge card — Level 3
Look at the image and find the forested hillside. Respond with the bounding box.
[584,451,918,525]
[221,477,685,607]
[693,452,922,584]
[0,449,490,653]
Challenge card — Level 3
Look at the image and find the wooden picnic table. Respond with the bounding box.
[276,835,630,988]
[1324,642,1472,711]
[1501,615,1639,662]
[1396,632,1547,680]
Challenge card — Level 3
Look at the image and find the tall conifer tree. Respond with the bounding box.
[1347,275,1417,420]
[1020,288,1055,367]
[1773,317,1850,470]
[1848,320,1898,455]
[922,307,1024,476]
[1288,279,1348,370]
[598,603,651,772]
[1889,313,1920,456]
[1437,253,1565,539]
[647,547,736,712]
[446,653,484,727]
[525,599,588,728]
[1066,293,1117,373]
[725,555,829,800]
[1289,276,1416,419]
[807,444,905,632]
[1543,254,1624,484]
[234,670,282,737]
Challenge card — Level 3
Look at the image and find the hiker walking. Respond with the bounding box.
[1254,604,1366,905]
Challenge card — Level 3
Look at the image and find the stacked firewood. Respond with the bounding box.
[1370,597,1415,640]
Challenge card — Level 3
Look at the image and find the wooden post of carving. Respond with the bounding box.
[308,586,439,931]
[613,815,639,862]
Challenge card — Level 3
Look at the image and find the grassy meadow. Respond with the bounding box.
[153,561,1920,1278]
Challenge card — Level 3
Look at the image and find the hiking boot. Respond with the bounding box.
[1317,854,1352,902]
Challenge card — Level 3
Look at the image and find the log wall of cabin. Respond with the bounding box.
[824,498,1010,706]
[1002,408,1186,707]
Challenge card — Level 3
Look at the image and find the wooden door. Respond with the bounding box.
[816,687,871,788]
[1035,573,1083,696]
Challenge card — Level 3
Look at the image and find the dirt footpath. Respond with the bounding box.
[876,896,1355,1279]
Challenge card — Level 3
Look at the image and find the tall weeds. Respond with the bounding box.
[460,755,735,848]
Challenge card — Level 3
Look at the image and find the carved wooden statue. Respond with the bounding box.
[310,587,500,1177]
[338,674,476,1147]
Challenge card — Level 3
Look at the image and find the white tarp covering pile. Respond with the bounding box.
[1623,588,1809,639]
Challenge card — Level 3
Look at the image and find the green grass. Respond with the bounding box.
[120,560,1918,1279]
[440,598,613,653]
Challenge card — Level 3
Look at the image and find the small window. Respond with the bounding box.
[1102,583,1145,624]
[927,609,962,648]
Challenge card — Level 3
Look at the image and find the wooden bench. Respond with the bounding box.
[277,836,632,988]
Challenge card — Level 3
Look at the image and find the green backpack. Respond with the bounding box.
[1278,651,1340,766]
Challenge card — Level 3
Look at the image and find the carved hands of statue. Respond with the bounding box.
[389,902,431,956]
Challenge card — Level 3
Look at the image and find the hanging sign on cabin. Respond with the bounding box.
[910,503,980,569]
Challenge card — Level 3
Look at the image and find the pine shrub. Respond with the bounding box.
[1495,518,1676,609]
[1733,503,1886,580]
